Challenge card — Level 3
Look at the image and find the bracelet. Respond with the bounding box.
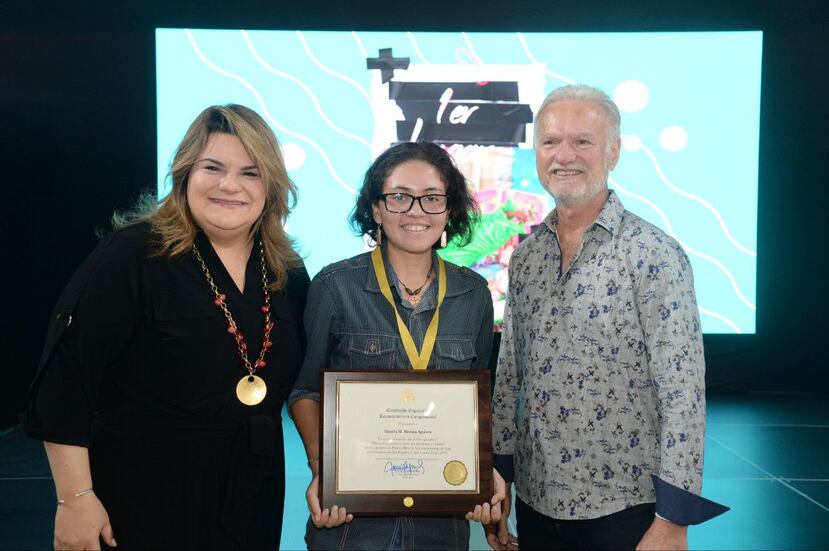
[57,488,94,505]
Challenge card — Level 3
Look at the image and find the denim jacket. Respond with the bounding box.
[290,247,493,401]
[289,247,494,550]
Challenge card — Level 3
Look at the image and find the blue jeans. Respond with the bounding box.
[304,515,469,550]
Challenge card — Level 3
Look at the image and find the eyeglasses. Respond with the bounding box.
[380,193,448,214]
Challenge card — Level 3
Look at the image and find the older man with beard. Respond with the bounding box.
[486,85,726,551]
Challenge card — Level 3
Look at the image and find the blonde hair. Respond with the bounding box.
[120,105,301,290]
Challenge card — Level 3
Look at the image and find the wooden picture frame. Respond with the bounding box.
[320,369,493,515]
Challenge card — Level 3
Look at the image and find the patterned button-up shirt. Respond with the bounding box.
[493,191,707,520]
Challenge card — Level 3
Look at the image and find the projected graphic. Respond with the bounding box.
[156,29,762,334]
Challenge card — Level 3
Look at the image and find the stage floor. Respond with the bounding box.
[2,392,828,550]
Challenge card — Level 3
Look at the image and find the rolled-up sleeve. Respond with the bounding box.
[288,274,337,406]
[23,234,141,447]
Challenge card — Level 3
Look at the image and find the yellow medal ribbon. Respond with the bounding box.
[371,247,446,371]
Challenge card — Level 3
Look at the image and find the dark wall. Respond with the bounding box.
[2,0,827,426]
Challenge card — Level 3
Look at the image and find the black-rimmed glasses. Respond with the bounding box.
[380,193,448,214]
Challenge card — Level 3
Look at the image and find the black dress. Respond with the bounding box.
[22,222,309,550]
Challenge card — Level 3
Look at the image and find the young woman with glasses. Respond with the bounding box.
[289,142,505,550]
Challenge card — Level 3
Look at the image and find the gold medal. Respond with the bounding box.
[236,374,267,406]
[443,460,468,486]
[403,496,414,508]
[372,248,446,371]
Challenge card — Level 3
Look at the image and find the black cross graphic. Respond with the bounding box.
[366,48,410,84]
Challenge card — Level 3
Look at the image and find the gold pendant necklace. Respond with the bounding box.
[399,267,433,306]
[193,241,273,406]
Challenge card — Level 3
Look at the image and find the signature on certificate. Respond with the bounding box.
[384,459,425,476]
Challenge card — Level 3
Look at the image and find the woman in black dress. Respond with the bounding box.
[23,105,308,550]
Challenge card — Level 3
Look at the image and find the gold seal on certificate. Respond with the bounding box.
[400,388,415,404]
[443,461,468,486]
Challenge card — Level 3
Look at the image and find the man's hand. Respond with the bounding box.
[636,517,688,551]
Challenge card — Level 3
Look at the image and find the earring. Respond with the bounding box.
[376,225,382,246]
[440,230,447,248]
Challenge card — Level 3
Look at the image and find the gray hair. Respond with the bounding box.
[533,84,621,147]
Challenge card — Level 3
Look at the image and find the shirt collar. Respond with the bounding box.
[542,190,625,236]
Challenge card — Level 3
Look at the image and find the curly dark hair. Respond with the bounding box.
[350,142,479,248]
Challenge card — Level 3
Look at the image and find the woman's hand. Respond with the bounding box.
[484,481,518,550]
[466,468,507,524]
[291,399,352,529]
[306,474,353,529]
[53,492,116,550]
[43,443,115,550]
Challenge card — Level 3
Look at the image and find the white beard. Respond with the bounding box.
[543,168,609,208]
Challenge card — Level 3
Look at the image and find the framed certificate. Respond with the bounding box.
[320,369,494,515]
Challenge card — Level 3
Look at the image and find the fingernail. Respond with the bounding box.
[112,538,118,546]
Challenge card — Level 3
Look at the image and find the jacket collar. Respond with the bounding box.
[364,245,476,301]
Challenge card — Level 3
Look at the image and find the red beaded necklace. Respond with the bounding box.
[192,240,273,406]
